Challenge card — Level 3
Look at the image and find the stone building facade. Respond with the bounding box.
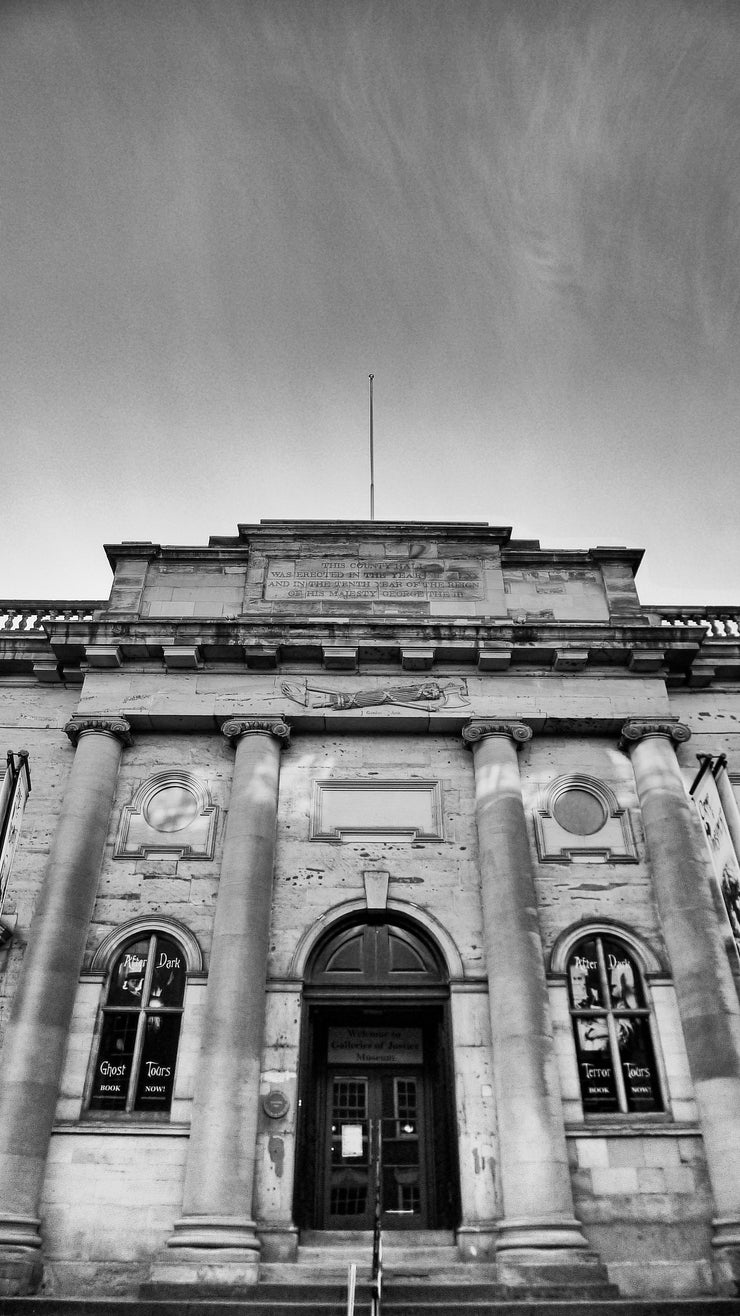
[0,519,739,1300]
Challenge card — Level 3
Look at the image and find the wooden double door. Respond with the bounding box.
[326,1064,427,1229]
[297,1007,458,1232]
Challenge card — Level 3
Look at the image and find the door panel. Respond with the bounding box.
[381,1074,423,1223]
[327,1076,371,1224]
[324,1067,428,1229]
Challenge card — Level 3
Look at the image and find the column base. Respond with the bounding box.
[711,1217,740,1295]
[0,1216,44,1296]
[0,1251,44,1298]
[142,1215,261,1296]
[456,1223,497,1262]
[257,1223,299,1263]
[496,1214,592,1253]
[495,1217,616,1295]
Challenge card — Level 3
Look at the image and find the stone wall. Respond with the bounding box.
[23,710,722,1294]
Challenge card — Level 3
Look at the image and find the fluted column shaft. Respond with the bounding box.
[463,722,592,1260]
[622,721,740,1278]
[162,719,289,1283]
[0,717,131,1296]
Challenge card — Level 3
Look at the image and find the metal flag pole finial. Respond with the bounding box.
[369,373,375,522]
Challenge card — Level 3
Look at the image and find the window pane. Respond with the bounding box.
[89,1012,138,1109]
[567,939,604,1009]
[618,1017,662,1112]
[149,936,186,1006]
[602,939,645,1009]
[388,930,427,973]
[325,930,365,974]
[568,936,663,1116]
[134,1012,182,1111]
[107,939,151,1006]
[572,1017,619,1113]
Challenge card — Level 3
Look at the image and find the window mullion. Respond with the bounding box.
[595,936,629,1114]
[125,934,158,1112]
[125,1013,148,1112]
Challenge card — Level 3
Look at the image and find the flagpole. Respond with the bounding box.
[369,373,375,522]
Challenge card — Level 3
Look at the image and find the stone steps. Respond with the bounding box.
[262,1230,615,1298]
[7,1234,738,1316]
[2,1297,740,1315]
[263,1246,498,1285]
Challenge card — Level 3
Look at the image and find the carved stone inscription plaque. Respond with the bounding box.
[264,557,485,602]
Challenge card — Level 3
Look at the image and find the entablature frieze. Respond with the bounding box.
[55,708,681,739]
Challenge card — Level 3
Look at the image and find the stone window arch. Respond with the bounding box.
[553,925,664,1116]
[87,922,198,1115]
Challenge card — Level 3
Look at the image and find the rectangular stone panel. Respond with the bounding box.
[311,779,444,843]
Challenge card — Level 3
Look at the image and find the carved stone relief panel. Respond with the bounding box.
[114,770,218,859]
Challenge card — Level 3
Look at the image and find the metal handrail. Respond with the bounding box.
[371,1117,382,1316]
[346,1261,357,1316]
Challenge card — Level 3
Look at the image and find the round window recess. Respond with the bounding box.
[144,785,199,833]
[552,788,608,836]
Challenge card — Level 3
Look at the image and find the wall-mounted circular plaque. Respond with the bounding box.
[262,1089,289,1119]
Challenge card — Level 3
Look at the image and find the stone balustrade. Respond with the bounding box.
[1,599,738,634]
[655,606,740,638]
[0,602,103,632]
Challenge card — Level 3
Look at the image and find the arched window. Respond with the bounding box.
[88,931,187,1114]
[566,932,663,1115]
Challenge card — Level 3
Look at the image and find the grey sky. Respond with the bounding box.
[3,0,738,603]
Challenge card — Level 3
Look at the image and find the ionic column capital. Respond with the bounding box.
[619,719,691,752]
[64,716,133,748]
[221,718,290,748]
[462,719,533,748]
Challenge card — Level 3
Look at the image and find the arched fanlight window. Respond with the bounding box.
[566,933,663,1115]
[89,932,187,1113]
[308,918,446,991]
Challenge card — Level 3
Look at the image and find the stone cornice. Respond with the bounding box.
[64,716,133,748]
[462,720,534,747]
[3,613,737,688]
[103,543,248,569]
[501,546,644,571]
[41,617,704,664]
[221,718,291,748]
[619,720,692,751]
[220,520,512,547]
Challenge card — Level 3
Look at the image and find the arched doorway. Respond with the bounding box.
[294,915,459,1232]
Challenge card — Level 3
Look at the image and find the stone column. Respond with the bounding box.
[150,718,289,1294]
[715,756,740,863]
[622,720,740,1290]
[463,721,607,1289]
[0,716,132,1296]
